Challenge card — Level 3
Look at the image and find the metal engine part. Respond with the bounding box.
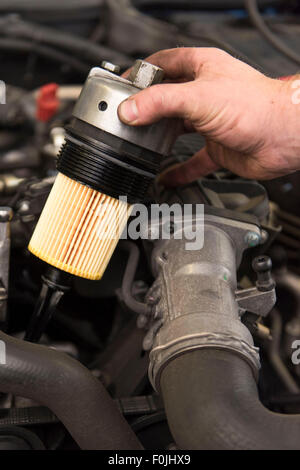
[147,208,276,391]
[0,1,299,451]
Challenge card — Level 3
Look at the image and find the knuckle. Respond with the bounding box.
[210,47,228,58]
[149,86,165,108]
[191,48,229,76]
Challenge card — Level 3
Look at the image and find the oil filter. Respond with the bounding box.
[29,60,177,280]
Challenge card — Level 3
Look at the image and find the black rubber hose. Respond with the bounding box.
[108,0,259,71]
[0,38,89,75]
[0,16,131,68]
[245,0,300,67]
[0,425,45,450]
[0,330,142,450]
[160,349,300,450]
[135,0,283,10]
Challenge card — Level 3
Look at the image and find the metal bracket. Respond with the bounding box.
[236,286,276,317]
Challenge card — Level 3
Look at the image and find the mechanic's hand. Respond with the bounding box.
[118,47,300,186]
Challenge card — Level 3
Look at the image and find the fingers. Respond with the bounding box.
[144,47,227,81]
[123,47,228,83]
[121,47,200,81]
[118,81,195,125]
[158,147,220,187]
[143,48,199,81]
[118,47,230,126]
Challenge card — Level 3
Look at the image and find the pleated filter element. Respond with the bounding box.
[28,172,132,280]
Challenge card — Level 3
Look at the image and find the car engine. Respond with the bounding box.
[0,0,299,452]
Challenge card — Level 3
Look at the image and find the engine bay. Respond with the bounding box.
[0,0,299,453]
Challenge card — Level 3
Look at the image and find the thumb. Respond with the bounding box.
[118,82,194,126]
[158,147,220,188]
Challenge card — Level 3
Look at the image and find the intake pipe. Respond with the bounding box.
[161,349,300,450]
[146,205,298,449]
[0,330,142,450]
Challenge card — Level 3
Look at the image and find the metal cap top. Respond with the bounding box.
[100,59,164,89]
[72,60,178,155]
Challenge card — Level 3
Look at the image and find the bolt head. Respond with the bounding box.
[101,61,120,75]
[245,231,261,248]
[0,206,13,222]
[252,255,272,273]
[128,60,164,89]
[18,201,30,214]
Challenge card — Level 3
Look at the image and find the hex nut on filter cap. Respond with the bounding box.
[128,60,164,88]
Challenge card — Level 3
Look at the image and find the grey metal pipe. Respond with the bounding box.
[149,222,261,389]
[0,330,142,450]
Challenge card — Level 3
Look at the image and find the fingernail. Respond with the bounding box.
[119,99,139,123]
